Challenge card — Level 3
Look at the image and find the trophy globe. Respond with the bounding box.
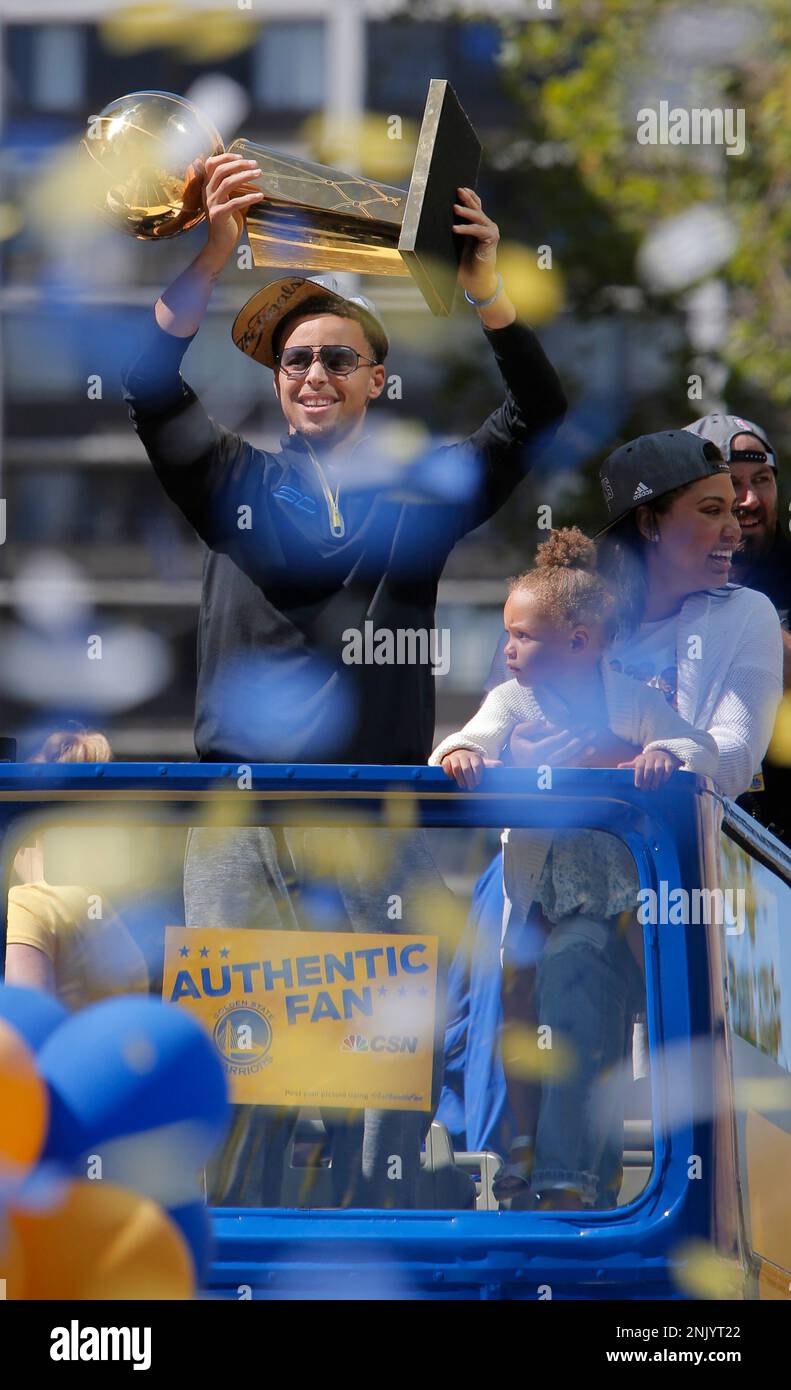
[81,91,223,239]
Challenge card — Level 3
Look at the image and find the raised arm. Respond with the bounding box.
[410,189,566,539]
[120,153,265,539]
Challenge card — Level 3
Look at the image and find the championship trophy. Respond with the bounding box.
[82,82,481,316]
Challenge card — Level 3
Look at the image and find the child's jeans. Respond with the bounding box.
[530,912,644,1207]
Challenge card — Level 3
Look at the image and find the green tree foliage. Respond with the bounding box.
[496,0,791,409]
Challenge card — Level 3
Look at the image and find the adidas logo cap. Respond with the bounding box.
[595,430,731,538]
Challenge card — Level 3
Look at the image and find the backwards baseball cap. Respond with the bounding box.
[232,273,389,371]
[596,429,731,537]
[684,413,777,469]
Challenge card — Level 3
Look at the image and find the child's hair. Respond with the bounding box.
[29,727,113,764]
[508,527,620,642]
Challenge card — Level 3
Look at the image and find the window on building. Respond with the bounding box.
[253,21,326,111]
[32,25,86,112]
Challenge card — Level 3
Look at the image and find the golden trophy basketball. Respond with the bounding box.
[81,83,481,316]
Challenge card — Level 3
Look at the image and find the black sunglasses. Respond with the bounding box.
[276,344,379,378]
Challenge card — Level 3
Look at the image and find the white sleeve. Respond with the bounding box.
[706,594,783,799]
[694,593,782,798]
[429,683,521,765]
[638,689,720,776]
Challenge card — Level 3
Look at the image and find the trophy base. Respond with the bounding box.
[231,79,481,316]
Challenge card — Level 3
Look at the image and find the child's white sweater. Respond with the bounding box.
[429,661,719,775]
[429,661,719,934]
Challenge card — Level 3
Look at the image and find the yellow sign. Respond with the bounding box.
[163,927,438,1111]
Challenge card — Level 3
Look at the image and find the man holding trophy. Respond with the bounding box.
[116,91,567,1208]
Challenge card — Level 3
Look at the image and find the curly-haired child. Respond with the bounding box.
[429,528,718,1209]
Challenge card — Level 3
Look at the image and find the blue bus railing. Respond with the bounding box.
[1,763,784,1299]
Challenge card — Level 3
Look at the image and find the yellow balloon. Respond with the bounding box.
[8,1181,195,1300]
[0,1018,48,1177]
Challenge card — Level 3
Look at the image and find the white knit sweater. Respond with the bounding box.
[430,582,782,941]
[430,664,720,777]
[653,584,782,800]
[450,583,782,802]
[430,660,722,934]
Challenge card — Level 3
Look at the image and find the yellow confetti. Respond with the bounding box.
[768,693,791,766]
[0,204,24,241]
[672,1239,746,1300]
[734,1076,791,1113]
[501,1021,575,1081]
[494,240,564,324]
[99,4,257,62]
[302,112,418,184]
[99,3,184,55]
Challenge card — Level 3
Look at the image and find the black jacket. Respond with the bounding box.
[121,312,566,763]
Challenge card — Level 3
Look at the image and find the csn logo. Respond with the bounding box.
[213,1001,273,1075]
[342,1034,418,1054]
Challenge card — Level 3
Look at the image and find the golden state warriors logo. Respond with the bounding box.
[213,1000,274,1077]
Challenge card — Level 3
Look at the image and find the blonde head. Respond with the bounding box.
[29,728,113,764]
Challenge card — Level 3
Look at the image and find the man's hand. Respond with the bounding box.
[155,153,265,338]
[440,748,502,789]
[452,188,516,329]
[509,718,598,768]
[617,748,681,790]
[200,152,265,265]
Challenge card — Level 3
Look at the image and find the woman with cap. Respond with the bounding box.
[594,428,781,795]
[448,430,783,1209]
[504,430,781,811]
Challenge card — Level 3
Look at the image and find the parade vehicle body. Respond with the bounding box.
[1,762,789,1301]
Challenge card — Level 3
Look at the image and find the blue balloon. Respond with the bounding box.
[168,1199,213,1286]
[38,996,228,1165]
[0,982,68,1050]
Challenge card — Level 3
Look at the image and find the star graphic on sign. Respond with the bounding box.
[199,947,210,958]
[179,946,189,957]
[219,948,230,959]
[418,986,429,997]
[398,986,407,998]
[378,986,387,997]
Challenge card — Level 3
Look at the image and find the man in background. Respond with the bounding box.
[686,414,791,841]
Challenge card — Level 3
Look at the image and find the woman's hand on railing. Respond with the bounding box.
[581,730,643,768]
[509,719,598,768]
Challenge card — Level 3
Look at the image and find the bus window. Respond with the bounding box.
[1,806,652,1215]
[720,828,791,1291]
